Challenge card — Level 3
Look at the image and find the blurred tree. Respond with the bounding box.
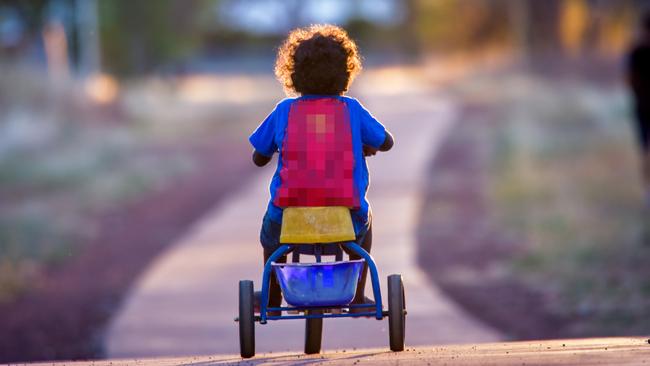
[97,0,212,77]
[594,0,636,57]
[411,0,646,60]
[559,0,588,57]
[524,0,562,55]
[5,0,648,75]
[0,0,49,33]
[0,0,83,70]
[412,0,513,53]
[346,16,418,56]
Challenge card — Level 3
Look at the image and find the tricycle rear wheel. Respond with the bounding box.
[304,310,323,354]
[239,280,255,358]
[387,274,405,352]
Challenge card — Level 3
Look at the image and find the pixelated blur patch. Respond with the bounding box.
[275,98,359,208]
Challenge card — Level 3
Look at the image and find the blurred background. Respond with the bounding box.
[0,0,649,363]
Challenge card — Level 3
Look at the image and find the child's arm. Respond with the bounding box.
[250,103,282,166]
[252,150,272,167]
[363,130,394,156]
[356,98,393,157]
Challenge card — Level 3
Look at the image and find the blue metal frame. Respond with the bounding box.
[260,244,291,323]
[259,242,383,324]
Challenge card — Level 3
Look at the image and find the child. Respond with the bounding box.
[249,24,394,312]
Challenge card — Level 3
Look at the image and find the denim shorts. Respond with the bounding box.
[259,211,369,253]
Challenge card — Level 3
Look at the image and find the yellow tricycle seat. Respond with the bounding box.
[279,207,355,244]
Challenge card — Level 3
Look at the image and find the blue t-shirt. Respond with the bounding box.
[249,95,386,234]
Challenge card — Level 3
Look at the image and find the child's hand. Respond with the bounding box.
[252,150,272,166]
[363,145,378,157]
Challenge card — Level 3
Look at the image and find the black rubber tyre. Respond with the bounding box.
[239,280,255,358]
[387,274,406,352]
[304,310,323,354]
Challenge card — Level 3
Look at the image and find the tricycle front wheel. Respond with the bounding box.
[239,280,255,358]
[387,274,406,351]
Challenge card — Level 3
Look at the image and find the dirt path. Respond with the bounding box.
[0,141,256,363]
[416,65,643,340]
[37,337,650,365]
[416,102,568,340]
[105,70,501,357]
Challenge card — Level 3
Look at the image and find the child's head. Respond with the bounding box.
[275,24,362,96]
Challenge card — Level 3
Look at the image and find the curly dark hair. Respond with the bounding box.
[275,24,362,96]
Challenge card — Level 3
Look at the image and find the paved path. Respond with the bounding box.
[44,337,650,365]
[105,69,501,358]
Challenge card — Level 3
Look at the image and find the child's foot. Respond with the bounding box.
[253,291,261,313]
[253,291,281,316]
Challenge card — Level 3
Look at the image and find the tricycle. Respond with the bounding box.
[236,206,406,358]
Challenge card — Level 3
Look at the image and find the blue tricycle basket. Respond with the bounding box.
[272,259,364,307]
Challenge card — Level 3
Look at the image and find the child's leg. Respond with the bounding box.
[263,248,286,309]
[259,213,285,313]
[348,225,373,304]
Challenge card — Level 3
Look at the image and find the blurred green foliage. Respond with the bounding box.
[97,0,212,76]
[412,0,643,57]
[413,0,513,51]
[484,74,650,335]
[2,0,647,76]
[0,0,49,30]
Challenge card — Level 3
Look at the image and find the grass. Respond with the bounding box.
[462,72,650,335]
[0,111,189,302]
[0,66,281,302]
